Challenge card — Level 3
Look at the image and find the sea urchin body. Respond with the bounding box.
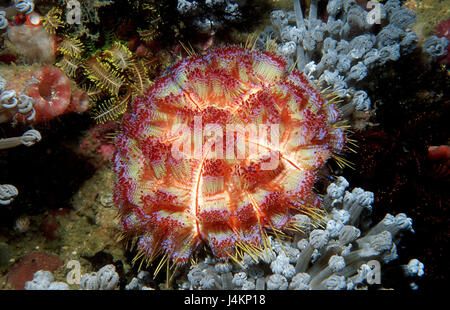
[113,46,346,265]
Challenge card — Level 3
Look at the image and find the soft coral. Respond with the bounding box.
[434,18,450,64]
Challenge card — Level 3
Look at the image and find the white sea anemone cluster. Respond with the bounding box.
[176,177,423,290]
[25,270,69,290]
[259,0,424,114]
[80,264,120,290]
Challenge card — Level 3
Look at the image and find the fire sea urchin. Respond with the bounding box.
[113,46,347,266]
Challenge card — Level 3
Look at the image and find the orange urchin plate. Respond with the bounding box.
[113,46,346,265]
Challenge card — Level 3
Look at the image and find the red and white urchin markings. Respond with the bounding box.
[113,46,346,265]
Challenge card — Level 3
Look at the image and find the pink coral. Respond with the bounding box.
[25,66,89,122]
[78,121,118,166]
[428,145,450,178]
[6,252,63,289]
[435,18,450,64]
[0,65,89,123]
[39,208,71,241]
